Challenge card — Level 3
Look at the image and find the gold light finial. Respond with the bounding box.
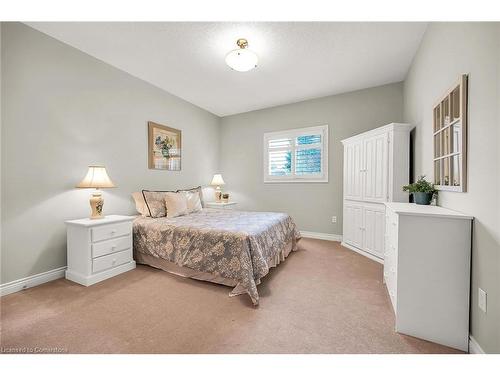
[236,38,248,49]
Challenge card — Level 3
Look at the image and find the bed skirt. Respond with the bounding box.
[134,239,295,302]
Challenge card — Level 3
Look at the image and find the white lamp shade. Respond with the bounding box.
[225,48,258,72]
[211,174,225,186]
[76,166,115,189]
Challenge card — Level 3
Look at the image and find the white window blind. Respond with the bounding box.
[263,125,328,183]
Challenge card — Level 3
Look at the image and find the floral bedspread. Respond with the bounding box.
[133,208,300,304]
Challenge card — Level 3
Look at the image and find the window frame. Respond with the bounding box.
[432,74,468,192]
[263,124,329,183]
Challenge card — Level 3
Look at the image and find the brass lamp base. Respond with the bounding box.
[89,191,105,219]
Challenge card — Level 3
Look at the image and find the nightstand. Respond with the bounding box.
[65,215,136,286]
[205,201,238,210]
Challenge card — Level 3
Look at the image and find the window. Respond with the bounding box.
[264,125,328,183]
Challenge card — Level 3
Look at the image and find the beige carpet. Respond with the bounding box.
[0,238,461,354]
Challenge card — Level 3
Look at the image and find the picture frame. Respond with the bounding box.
[148,121,182,171]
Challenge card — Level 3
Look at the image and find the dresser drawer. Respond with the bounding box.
[387,212,398,251]
[92,249,132,274]
[91,221,131,243]
[92,235,131,258]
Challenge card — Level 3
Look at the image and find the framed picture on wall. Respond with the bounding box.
[148,121,182,171]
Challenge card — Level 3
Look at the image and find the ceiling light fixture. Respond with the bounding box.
[225,38,258,72]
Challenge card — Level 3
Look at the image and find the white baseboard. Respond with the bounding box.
[341,241,384,264]
[469,335,486,354]
[300,231,342,242]
[0,266,67,297]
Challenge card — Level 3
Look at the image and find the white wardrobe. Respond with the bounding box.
[341,123,413,262]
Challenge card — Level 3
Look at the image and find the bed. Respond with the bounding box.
[133,208,301,305]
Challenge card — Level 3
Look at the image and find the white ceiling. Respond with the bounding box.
[26,22,427,117]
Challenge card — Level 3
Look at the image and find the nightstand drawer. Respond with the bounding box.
[92,235,131,258]
[91,222,131,243]
[92,249,132,274]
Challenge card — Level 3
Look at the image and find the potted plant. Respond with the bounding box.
[402,175,437,205]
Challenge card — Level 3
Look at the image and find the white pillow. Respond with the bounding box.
[131,192,150,217]
[164,192,188,218]
[183,191,202,213]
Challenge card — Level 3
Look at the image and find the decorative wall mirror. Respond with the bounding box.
[433,74,468,192]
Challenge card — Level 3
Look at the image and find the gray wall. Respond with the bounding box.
[404,22,500,353]
[1,23,220,283]
[219,83,403,234]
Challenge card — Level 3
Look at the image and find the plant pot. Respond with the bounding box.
[414,192,433,205]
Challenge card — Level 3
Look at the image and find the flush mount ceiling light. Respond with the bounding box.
[225,38,258,72]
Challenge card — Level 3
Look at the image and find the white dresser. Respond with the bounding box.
[341,123,413,262]
[65,215,136,286]
[384,203,472,351]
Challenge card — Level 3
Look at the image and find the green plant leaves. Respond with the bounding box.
[402,175,437,195]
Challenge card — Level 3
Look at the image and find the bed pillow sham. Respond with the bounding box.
[132,192,150,217]
[177,186,205,208]
[183,191,202,213]
[141,190,175,218]
[164,192,189,218]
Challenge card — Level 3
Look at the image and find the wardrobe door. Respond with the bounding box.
[344,140,363,201]
[362,204,385,259]
[363,133,388,202]
[343,203,364,249]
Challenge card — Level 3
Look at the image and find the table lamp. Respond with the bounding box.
[210,174,225,202]
[76,166,116,219]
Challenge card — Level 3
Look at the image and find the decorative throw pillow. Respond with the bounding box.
[132,192,150,217]
[177,186,205,207]
[183,191,202,213]
[142,190,174,218]
[164,192,188,218]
